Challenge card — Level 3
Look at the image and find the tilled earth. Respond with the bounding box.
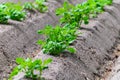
[96,38,120,80]
[2,42,120,80]
[0,0,120,80]
[106,44,120,80]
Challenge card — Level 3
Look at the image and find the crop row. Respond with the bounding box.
[0,0,47,23]
[38,0,112,55]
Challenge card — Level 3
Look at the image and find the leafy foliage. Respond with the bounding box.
[0,2,26,23]
[38,0,113,55]
[9,57,52,80]
[0,0,48,24]
[55,0,113,27]
[0,4,9,23]
[37,25,76,55]
[5,2,26,21]
[24,0,48,13]
[34,0,48,13]
[23,2,33,10]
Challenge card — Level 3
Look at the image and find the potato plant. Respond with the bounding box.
[9,57,52,80]
[23,2,33,10]
[24,0,48,13]
[0,2,26,23]
[0,4,9,23]
[5,2,26,21]
[55,0,113,28]
[34,0,48,13]
[37,25,76,55]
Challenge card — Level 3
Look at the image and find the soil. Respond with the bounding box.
[97,37,120,80]
[95,37,120,80]
[0,0,120,80]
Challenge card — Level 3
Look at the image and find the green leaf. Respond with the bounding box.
[24,2,33,10]
[25,58,32,62]
[37,30,44,34]
[16,57,25,64]
[67,47,76,53]
[9,67,19,80]
[43,58,52,66]
[37,40,44,45]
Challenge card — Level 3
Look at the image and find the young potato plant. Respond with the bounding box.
[9,57,52,80]
[55,0,113,28]
[95,0,112,8]
[5,2,26,21]
[34,0,48,13]
[24,0,48,13]
[0,4,9,23]
[37,25,76,55]
[55,1,74,25]
[0,2,26,23]
[55,1,91,27]
[23,2,33,10]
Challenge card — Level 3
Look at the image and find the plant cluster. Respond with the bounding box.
[37,25,77,55]
[9,57,52,80]
[0,2,26,23]
[56,0,112,27]
[24,0,48,13]
[0,0,48,24]
[6,2,26,21]
[37,0,112,55]
[0,4,9,24]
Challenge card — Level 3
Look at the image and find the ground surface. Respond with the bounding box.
[95,37,120,80]
[103,41,120,80]
[0,0,120,80]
